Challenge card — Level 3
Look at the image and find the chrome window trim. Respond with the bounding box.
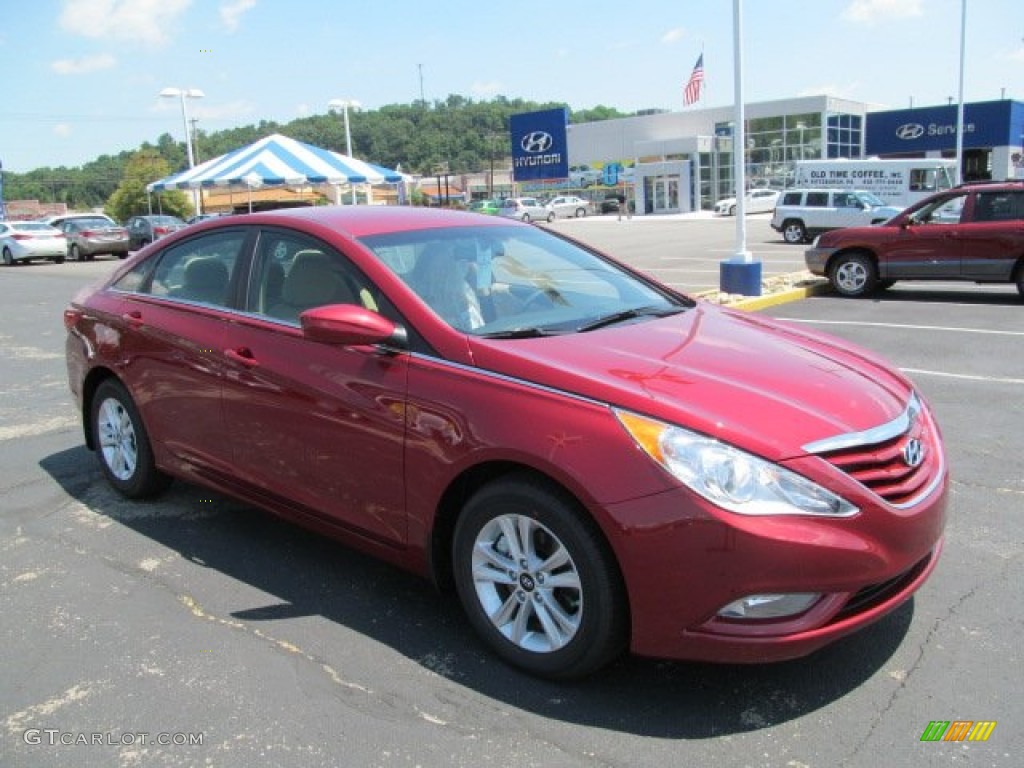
[801,392,921,454]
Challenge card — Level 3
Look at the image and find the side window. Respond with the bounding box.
[781,192,802,206]
[806,192,830,207]
[145,230,247,306]
[973,192,1020,222]
[246,230,383,324]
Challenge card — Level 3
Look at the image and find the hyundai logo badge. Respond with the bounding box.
[520,131,554,153]
[903,438,924,468]
[896,123,925,140]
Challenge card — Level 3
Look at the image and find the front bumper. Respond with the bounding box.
[804,245,835,276]
[601,470,947,663]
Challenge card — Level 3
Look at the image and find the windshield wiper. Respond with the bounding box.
[478,327,564,339]
[576,305,684,333]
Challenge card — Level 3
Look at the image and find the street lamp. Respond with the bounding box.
[328,98,362,204]
[160,87,204,213]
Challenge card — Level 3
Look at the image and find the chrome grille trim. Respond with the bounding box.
[801,392,921,454]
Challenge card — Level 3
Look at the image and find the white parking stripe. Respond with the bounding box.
[777,318,1024,337]
[900,368,1024,385]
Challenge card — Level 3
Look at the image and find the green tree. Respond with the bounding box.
[106,149,193,222]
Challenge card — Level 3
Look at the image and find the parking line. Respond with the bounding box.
[776,318,1024,337]
[900,368,1024,385]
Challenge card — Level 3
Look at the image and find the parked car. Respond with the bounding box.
[600,193,623,214]
[58,216,130,261]
[186,213,230,226]
[0,220,66,265]
[498,197,553,223]
[65,206,947,679]
[43,212,117,229]
[806,180,1024,298]
[771,189,903,244]
[714,188,781,216]
[568,165,602,188]
[546,195,593,219]
[468,199,500,215]
[126,214,186,249]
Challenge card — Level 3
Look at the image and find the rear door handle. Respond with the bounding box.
[224,346,259,367]
[121,310,143,327]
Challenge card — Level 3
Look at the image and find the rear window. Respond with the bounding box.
[974,191,1024,222]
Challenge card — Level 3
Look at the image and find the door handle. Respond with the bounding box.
[224,347,259,367]
[121,310,143,327]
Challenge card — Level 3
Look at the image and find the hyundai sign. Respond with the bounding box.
[510,108,569,182]
[866,100,1020,155]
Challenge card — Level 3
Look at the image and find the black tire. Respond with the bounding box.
[70,244,83,262]
[728,205,736,216]
[545,212,554,223]
[829,252,879,298]
[452,475,627,680]
[522,214,531,223]
[54,256,65,264]
[1016,264,1024,298]
[90,379,171,499]
[782,220,807,244]
[2,247,13,266]
[575,208,587,218]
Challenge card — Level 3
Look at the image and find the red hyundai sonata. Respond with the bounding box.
[64,206,947,679]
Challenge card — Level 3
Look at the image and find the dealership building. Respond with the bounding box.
[543,95,1024,215]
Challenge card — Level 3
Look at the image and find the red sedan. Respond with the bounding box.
[64,206,947,679]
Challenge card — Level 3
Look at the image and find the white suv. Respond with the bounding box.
[770,189,902,244]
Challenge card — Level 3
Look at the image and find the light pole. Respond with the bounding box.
[328,99,362,204]
[160,87,204,213]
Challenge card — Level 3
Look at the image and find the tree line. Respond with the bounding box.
[4,96,629,218]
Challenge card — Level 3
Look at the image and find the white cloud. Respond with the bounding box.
[471,80,502,97]
[842,0,923,24]
[59,0,193,46]
[661,27,686,44]
[51,52,117,74]
[220,0,256,33]
[54,124,73,138]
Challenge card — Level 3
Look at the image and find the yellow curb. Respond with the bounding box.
[725,279,832,311]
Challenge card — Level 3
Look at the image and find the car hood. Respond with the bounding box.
[469,302,913,461]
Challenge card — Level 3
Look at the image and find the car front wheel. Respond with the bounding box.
[782,220,807,244]
[91,379,170,498]
[575,208,587,218]
[830,252,878,298]
[452,476,627,679]
[2,247,13,266]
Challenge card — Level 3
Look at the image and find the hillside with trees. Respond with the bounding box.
[4,96,630,214]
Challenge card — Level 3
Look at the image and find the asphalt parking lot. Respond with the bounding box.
[1,218,1021,768]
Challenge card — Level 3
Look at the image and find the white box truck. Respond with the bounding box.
[793,158,957,209]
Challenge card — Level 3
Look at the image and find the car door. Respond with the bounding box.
[219,227,409,544]
[115,227,250,475]
[878,194,966,280]
[957,190,1024,280]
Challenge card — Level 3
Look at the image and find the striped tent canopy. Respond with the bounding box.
[147,133,403,192]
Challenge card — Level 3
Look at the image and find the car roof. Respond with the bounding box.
[200,205,520,239]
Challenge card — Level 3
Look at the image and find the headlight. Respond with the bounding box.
[615,410,858,517]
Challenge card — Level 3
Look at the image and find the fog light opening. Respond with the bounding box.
[717,593,821,620]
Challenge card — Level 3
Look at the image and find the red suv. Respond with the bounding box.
[805,180,1024,298]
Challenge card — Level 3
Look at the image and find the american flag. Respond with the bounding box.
[684,54,704,106]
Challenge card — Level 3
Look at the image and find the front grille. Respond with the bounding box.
[804,392,943,508]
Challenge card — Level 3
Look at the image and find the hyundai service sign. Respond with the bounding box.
[510,108,569,182]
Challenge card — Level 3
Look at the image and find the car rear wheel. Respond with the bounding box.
[70,244,83,262]
[521,214,531,223]
[1016,265,1024,298]
[575,208,587,218]
[545,212,554,223]
[782,220,807,244]
[830,252,878,298]
[452,476,627,680]
[91,379,170,499]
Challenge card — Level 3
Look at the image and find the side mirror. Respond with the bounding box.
[300,304,408,351]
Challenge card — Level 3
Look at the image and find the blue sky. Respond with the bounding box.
[2,0,1022,172]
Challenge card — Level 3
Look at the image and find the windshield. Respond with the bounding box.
[359,224,689,336]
